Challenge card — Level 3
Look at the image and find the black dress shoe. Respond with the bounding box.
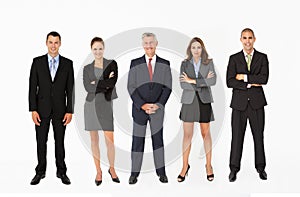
[30,174,45,185]
[159,175,168,183]
[57,174,71,185]
[229,171,237,182]
[177,164,190,182]
[108,169,120,183]
[129,175,138,184]
[95,179,102,186]
[257,170,267,180]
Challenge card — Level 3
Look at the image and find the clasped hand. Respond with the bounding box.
[141,103,160,114]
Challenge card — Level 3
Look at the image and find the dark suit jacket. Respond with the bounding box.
[83,58,118,101]
[127,55,172,120]
[29,54,74,118]
[226,49,269,111]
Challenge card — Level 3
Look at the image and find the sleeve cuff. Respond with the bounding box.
[244,74,248,82]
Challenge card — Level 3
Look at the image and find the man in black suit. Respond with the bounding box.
[29,31,74,185]
[226,28,269,182]
[127,32,172,184]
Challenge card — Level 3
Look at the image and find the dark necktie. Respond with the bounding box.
[148,58,153,81]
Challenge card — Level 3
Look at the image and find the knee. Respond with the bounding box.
[184,133,193,142]
[91,137,99,146]
[201,129,211,139]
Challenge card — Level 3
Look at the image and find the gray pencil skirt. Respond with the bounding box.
[84,93,114,131]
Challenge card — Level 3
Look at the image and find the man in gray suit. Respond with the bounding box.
[127,32,172,184]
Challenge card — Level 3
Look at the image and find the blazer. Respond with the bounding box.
[180,59,216,104]
[83,58,118,102]
[29,54,74,118]
[127,55,172,120]
[226,49,269,111]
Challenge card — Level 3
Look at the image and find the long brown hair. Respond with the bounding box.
[186,37,212,65]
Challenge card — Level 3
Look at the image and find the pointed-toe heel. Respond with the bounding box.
[108,169,120,183]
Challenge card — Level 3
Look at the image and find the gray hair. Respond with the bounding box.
[142,32,157,42]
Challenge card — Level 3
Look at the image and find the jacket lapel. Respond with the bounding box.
[140,55,150,81]
[103,58,113,78]
[53,55,63,82]
[88,61,97,81]
[249,49,259,72]
[186,60,197,79]
[42,54,53,82]
[238,50,249,73]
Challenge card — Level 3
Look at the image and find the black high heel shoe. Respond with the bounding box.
[177,164,190,182]
[108,169,120,183]
[205,165,214,181]
[95,179,102,186]
[95,172,102,186]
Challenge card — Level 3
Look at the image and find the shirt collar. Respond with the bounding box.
[48,54,59,63]
[243,49,254,57]
[190,58,201,66]
[145,54,156,63]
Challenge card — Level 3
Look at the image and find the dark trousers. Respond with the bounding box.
[35,115,67,175]
[131,108,166,177]
[230,102,266,172]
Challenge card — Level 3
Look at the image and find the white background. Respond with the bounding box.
[0,0,299,196]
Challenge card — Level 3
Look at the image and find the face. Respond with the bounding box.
[142,36,157,57]
[240,31,256,53]
[191,41,202,59]
[46,35,61,57]
[91,41,104,60]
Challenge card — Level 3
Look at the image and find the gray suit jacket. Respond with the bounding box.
[180,59,216,104]
[83,58,118,102]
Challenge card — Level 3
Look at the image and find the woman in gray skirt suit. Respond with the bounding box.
[177,37,216,182]
[83,37,120,185]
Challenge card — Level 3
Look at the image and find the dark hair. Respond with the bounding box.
[186,37,211,65]
[90,37,105,48]
[241,28,255,38]
[46,31,61,41]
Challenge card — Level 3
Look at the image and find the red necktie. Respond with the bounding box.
[148,58,153,81]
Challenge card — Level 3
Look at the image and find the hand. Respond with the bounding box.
[90,81,96,84]
[180,72,196,84]
[151,104,160,111]
[141,104,159,114]
[146,104,160,114]
[141,103,153,112]
[63,113,72,126]
[32,111,41,126]
[235,74,244,80]
[109,71,114,79]
[207,71,215,79]
[251,84,262,87]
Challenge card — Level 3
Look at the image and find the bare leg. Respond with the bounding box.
[90,131,102,181]
[104,131,118,178]
[200,123,214,179]
[178,122,194,178]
